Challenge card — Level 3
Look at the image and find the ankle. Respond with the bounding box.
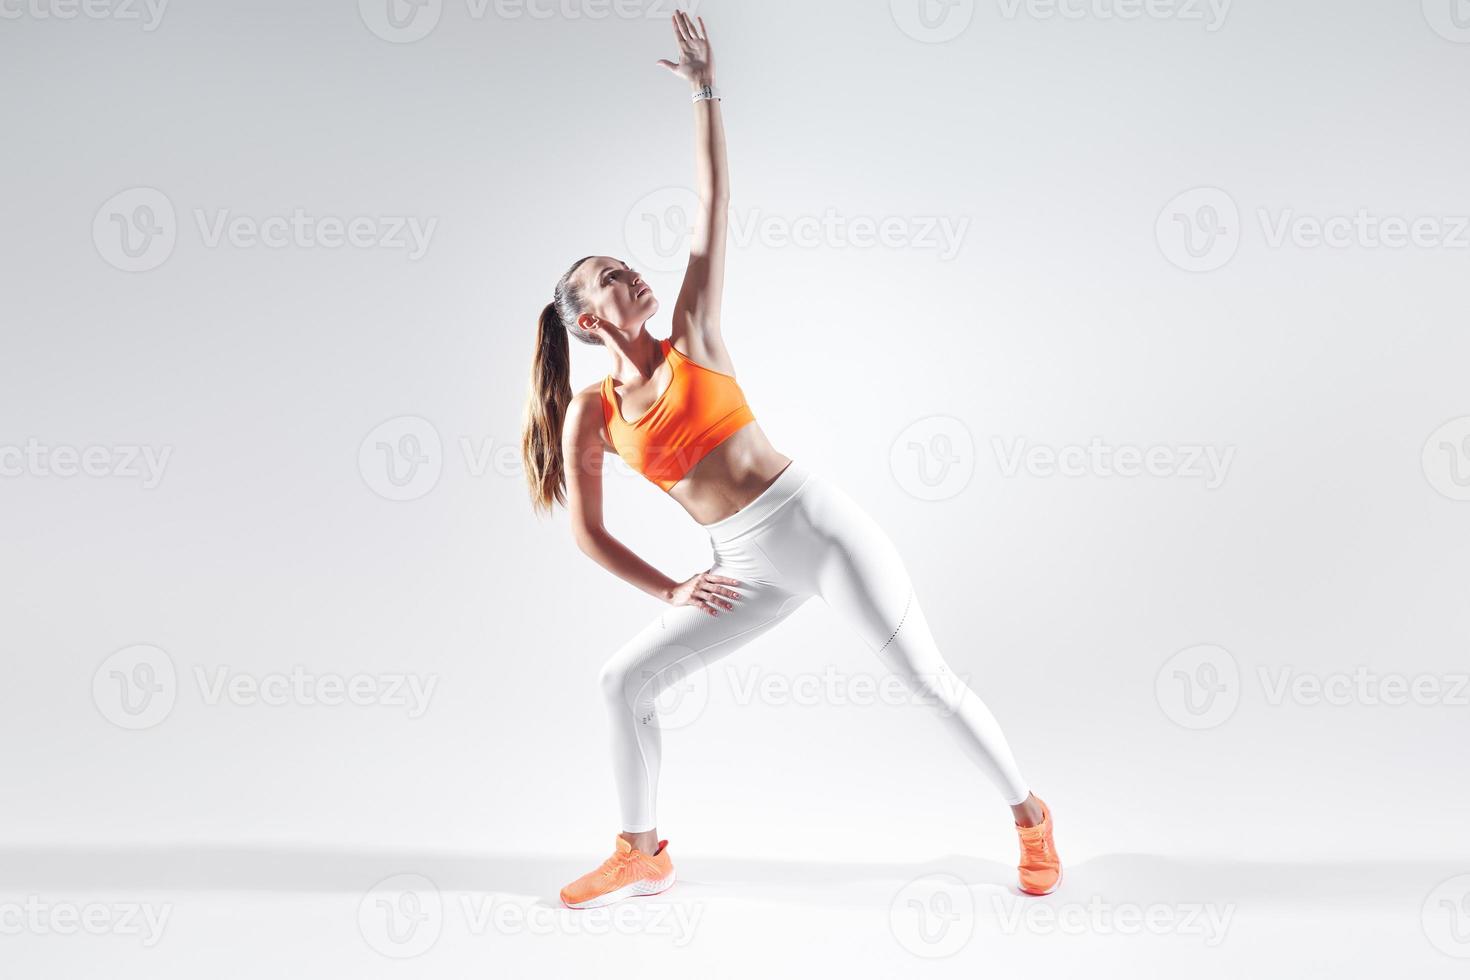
[1010,794,1044,828]
[620,830,659,853]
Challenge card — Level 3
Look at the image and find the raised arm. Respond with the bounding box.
[656,11,733,372]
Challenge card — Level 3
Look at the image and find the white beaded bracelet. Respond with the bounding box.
[692,83,721,102]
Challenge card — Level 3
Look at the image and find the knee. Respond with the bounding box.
[598,654,633,708]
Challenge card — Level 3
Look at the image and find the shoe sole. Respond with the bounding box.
[561,869,676,910]
[1018,865,1063,896]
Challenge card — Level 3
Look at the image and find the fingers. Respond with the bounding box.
[697,592,734,612]
[696,15,707,40]
[693,575,742,614]
[672,11,691,43]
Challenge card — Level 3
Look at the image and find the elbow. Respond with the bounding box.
[573,523,607,556]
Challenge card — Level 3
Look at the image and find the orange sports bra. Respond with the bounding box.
[601,337,756,492]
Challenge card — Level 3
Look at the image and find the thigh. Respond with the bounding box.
[600,574,809,710]
[803,477,917,654]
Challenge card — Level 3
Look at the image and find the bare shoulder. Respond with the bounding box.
[565,381,613,452]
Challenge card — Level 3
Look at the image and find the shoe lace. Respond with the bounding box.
[599,850,635,879]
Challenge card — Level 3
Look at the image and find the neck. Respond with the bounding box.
[606,330,662,382]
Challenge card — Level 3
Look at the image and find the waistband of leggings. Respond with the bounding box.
[702,459,813,544]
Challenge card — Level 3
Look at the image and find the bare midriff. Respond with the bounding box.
[607,419,792,526]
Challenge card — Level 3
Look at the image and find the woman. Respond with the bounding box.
[521,11,1061,910]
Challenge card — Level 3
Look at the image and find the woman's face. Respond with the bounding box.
[578,256,657,334]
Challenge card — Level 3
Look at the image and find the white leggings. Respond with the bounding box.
[598,459,1032,833]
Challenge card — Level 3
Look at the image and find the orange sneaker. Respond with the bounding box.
[1015,796,1062,895]
[560,836,676,910]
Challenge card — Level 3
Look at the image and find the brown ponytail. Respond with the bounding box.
[522,255,600,514]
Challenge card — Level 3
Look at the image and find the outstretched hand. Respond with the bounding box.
[655,9,714,86]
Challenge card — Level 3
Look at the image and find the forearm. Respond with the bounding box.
[576,527,679,603]
[690,72,728,202]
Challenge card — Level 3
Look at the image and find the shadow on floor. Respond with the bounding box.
[0,847,1459,911]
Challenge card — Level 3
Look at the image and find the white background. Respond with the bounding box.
[2,0,1467,975]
